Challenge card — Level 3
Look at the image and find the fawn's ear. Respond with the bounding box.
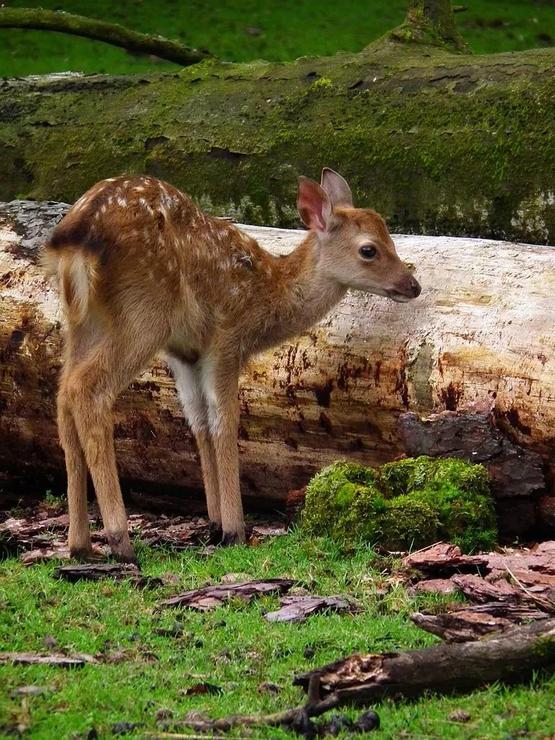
[297,176,333,233]
[320,168,353,208]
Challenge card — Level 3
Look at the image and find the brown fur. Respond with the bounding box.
[44,170,420,561]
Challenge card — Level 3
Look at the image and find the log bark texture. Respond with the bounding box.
[0,201,554,520]
[0,40,553,243]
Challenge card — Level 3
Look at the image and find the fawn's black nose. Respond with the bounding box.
[409,276,421,298]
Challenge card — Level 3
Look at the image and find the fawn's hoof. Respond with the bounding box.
[69,546,103,562]
[221,530,246,546]
[106,532,137,563]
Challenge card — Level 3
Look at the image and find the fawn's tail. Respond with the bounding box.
[41,244,100,325]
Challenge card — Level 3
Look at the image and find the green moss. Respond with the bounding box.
[301,456,497,553]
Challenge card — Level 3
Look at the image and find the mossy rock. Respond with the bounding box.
[300,456,497,552]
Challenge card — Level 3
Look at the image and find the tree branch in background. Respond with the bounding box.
[0,7,212,67]
[387,0,469,52]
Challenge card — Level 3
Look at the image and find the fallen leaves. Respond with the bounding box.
[265,595,360,623]
[160,578,295,611]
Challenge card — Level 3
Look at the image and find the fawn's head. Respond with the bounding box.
[297,169,421,302]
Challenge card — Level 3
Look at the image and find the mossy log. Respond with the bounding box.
[0,38,553,243]
[0,201,554,524]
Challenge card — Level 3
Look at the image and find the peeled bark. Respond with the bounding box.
[0,38,553,243]
[0,201,554,522]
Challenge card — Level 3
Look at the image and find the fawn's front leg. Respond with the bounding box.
[203,356,245,544]
[168,357,221,524]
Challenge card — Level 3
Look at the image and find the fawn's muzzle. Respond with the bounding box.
[387,275,421,302]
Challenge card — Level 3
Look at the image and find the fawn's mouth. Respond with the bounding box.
[386,289,414,303]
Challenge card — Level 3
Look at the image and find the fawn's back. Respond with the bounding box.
[44,175,284,362]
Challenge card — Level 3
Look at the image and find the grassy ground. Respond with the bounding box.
[0,1,554,77]
[1,526,554,738]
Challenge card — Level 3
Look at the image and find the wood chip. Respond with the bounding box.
[411,610,514,642]
[265,595,359,623]
[403,543,487,572]
[54,563,162,588]
[409,578,457,595]
[0,652,97,667]
[160,578,295,611]
[451,574,521,603]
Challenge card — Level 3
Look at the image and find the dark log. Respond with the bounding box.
[294,618,555,702]
[399,411,545,501]
[0,8,211,66]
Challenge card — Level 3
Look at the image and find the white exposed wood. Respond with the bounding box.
[0,203,554,503]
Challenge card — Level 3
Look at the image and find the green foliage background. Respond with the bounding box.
[1,0,554,77]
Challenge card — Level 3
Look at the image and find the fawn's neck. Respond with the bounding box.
[252,233,347,351]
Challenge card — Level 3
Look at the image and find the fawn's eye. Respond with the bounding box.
[359,244,377,260]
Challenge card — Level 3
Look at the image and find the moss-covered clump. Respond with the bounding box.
[301,456,497,553]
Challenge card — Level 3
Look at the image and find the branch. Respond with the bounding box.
[386,0,469,53]
[0,8,212,67]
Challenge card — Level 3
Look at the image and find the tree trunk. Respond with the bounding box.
[0,31,553,243]
[1,201,554,527]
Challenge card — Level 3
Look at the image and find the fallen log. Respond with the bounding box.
[0,1,553,243]
[1,200,554,535]
[294,618,555,702]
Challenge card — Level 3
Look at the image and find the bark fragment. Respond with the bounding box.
[265,595,359,623]
[0,652,97,667]
[160,578,295,611]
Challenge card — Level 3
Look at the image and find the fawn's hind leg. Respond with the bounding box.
[66,339,160,562]
[57,382,92,559]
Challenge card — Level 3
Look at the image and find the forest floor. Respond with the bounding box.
[0,500,554,738]
[1,0,554,77]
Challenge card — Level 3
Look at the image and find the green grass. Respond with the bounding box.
[0,530,554,738]
[0,1,554,77]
